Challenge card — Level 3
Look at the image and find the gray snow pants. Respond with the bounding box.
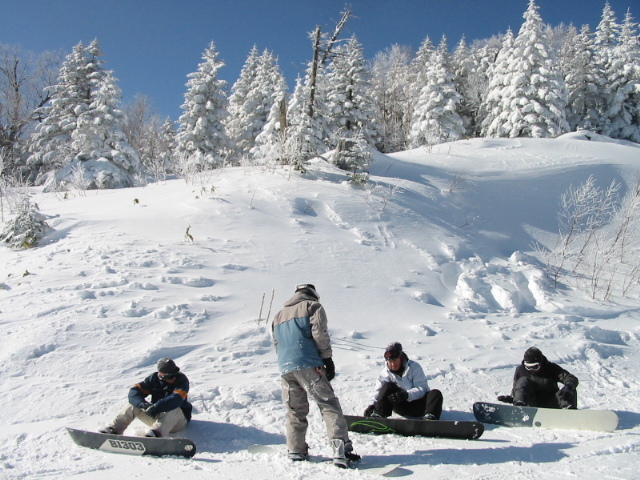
[281,367,352,454]
[108,403,188,437]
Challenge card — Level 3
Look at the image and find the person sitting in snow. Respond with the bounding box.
[498,346,578,409]
[364,342,443,420]
[272,284,360,468]
[99,358,192,437]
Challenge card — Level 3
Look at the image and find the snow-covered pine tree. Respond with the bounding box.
[467,35,504,136]
[481,0,568,138]
[325,36,380,150]
[0,195,50,249]
[56,41,140,189]
[593,2,622,135]
[370,44,412,152]
[407,36,435,138]
[451,37,476,137]
[226,46,260,160]
[175,42,233,171]
[289,61,329,157]
[561,25,601,131]
[480,29,516,137]
[28,40,140,189]
[250,58,288,163]
[410,37,465,147]
[281,76,313,169]
[27,42,90,183]
[601,9,640,142]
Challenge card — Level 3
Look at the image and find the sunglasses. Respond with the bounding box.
[159,372,177,380]
[385,353,400,361]
[524,362,541,371]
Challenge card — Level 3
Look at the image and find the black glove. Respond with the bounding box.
[389,390,408,404]
[138,400,152,410]
[323,357,335,381]
[497,395,514,404]
[144,404,159,418]
[364,405,376,417]
[559,384,575,401]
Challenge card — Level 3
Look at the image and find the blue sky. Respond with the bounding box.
[1,0,636,121]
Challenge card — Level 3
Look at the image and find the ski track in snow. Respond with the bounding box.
[1,135,640,479]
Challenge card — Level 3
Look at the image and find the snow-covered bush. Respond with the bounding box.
[0,196,50,249]
[541,174,640,299]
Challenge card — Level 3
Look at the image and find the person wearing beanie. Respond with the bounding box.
[98,357,193,437]
[272,284,359,468]
[497,346,579,409]
[363,342,443,420]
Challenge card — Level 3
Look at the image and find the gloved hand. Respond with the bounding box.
[364,405,376,417]
[144,404,159,418]
[323,357,335,381]
[138,400,152,410]
[389,390,408,404]
[559,383,575,401]
[497,395,514,404]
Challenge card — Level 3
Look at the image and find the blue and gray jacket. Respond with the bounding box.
[272,292,332,375]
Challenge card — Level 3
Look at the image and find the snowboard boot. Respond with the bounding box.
[288,452,308,462]
[331,438,348,468]
[98,426,118,435]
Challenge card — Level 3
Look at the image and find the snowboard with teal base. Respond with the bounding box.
[472,402,618,432]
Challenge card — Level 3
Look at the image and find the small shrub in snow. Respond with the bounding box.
[0,197,50,249]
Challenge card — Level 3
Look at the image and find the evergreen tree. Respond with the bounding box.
[465,35,504,137]
[175,42,233,170]
[560,25,601,131]
[370,44,412,152]
[410,37,465,146]
[481,0,568,138]
[27,42,90,182]
[226,46,261,159]
[603,10,640,142]
[593,2,622,134]
[407,37,435,136]
[325,36,380,149]
[480,29,515,137]
[60,65,140,189]
[282,76,314,168]
[28,39,139,189]
[250,60,288,162]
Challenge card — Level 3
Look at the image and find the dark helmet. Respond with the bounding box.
[295,283,320,300]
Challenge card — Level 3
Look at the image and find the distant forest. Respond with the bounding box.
[0,0,638,191]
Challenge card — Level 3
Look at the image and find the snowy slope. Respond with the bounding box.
[1,133,640,479]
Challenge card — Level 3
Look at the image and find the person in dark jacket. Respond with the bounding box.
[272,284,359,468]
[364,342,443,420]
[498,347,578,409]
[99,358,193,437]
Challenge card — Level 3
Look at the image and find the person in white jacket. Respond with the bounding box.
[364,342,443,420]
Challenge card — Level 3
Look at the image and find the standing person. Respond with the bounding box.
[364,342,443,420]
[99,358,192,437]
[271,284,360,468]
[498,346,578,409]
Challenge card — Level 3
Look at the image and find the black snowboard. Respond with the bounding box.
[67,428,196,457]
[344,415,484,440]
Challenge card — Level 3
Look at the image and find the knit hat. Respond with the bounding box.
[523,347,544,363]
[295,283,320,300]
[157,358,180,374]
[384,342,403,359]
